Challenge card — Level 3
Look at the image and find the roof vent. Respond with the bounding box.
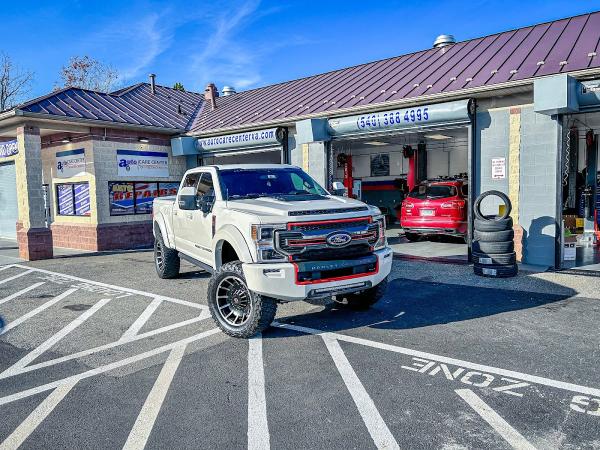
[433,34,456,48]
[149,74,156,94]
[221,86,236,96]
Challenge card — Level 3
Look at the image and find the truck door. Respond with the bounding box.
[173,172,201,254]
[188,172,216,264]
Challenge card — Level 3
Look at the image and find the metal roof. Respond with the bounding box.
[190,11,600,135]
[18,83,203,131]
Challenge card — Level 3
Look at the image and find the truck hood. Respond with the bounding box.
[226,196,374,220]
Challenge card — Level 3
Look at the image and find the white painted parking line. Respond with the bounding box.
[324,335,400,450]
[248,333,270,450]
[119,297,164,342]
[1,298,112,378]
[0,288,78,335]
[456,389,536,450]
[273,322,600,398]
[123,343,187,450]
[0,270,35,286]
[0,380,78,450]
[0,282,45,307]
[0,265,13,272]
[0,327,220,407]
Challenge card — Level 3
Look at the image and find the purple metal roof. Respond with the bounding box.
[191,12,600,134]
[19,83,203,131]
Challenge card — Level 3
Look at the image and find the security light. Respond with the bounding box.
[61,137,71,143]
[138,137,150,143]
[363,141,388,146]
[425,134,452,140]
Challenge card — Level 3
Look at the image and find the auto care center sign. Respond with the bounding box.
[117,150,169,177]
[56,149,86,178]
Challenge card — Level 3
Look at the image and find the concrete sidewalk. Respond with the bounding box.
[0,238,91,265]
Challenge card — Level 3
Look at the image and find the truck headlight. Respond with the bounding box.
[373,215,387,250]
[251,224,286,262]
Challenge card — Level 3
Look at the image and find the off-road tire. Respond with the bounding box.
[472,240,514,254]
[404,232,421,242]
[474,216,514,232]
[473,229,515,242]
[341,278,388,310]
[474,190,511,220]
[207,261,277,338]
[472,251,516,266]
[154,230,180,279]
[473,263,518,278]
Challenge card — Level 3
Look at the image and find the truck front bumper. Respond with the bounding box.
[242,247,393,302]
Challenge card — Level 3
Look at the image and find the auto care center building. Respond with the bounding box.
[0,11,599,271]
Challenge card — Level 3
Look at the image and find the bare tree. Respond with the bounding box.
[58,56,120,92]
[0,53,34,111]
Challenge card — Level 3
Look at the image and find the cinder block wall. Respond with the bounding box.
[519,106,559,267]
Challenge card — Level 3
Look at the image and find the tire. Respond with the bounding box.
[474,190,512,220]
[472,240,514,254]
[154,230,180,279]
[474,263,518,278]
[472,251,516,266]
[341,278,388,310]
[474,216,514,232]
[473,229,515,242]
[207,261,277,338]
[404,232,421,242]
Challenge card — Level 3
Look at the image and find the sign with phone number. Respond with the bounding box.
[356,107,430,130]
[327,99,472,136]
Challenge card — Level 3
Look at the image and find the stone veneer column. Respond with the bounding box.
[15,125,53,260]
[508,107,523,261]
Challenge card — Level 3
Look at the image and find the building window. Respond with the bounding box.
[108,181,179,216]
[371,153,390,177]
[56,183,91,216]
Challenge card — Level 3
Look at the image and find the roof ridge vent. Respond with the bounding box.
[433,34,456,48]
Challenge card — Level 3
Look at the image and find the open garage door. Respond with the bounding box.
[0,162,18,239]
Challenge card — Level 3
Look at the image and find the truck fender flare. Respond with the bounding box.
[153,213,173,249]
[213,225,253,268]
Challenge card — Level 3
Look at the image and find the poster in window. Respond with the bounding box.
[371,154,390,177]
[159,182,179,197]
[74,183,91,216]
[57,184,74,215]
[108,182,135,215]
[135,182,159,214]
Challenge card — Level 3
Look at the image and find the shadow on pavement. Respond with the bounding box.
[266,276,577,337]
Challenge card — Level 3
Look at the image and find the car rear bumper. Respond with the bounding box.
[242,247,393,302]
[401,218,467,235]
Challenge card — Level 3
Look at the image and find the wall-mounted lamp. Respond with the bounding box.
[138,137,150,143]
[61,137,71,144]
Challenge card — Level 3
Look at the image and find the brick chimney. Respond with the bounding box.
[204,83,218,110]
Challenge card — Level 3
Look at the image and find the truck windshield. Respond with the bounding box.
[219,168,329,200]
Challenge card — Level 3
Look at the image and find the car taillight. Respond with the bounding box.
[441,200,464,209]
[404,201,414,208]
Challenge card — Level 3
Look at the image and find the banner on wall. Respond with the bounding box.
[74,183,91,215]
[117,150,169,177]
[56,149,86,178]
[108,182,135,216]
[0,140,18,158]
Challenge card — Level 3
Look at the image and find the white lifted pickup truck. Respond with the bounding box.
[153,164,392,338]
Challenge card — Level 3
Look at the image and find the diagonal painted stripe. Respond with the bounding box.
[0,270,35,286]
[273,322,600,398]
[119,297,164,342]
[0,380,78,450]
[0,327,220,407]
[323,335,400,450]
[456,389,536,450]
[1,298,112,378]
[0,282,45,307]
[248,333,270,450]
[0,314,210,380]
[0,265,14,272]
[0,288,78,335]
[123,343,187,450]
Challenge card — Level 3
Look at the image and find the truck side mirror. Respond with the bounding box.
[178,186,198,210]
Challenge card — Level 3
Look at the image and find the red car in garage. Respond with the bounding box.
[398,180,468,242]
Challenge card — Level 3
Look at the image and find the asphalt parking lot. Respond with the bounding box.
[0,251,599,449]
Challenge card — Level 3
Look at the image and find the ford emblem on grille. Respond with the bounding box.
[326,232,352,247]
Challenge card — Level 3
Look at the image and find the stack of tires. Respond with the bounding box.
[472,190,518,278]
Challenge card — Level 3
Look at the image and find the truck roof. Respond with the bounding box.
[207,164,298,170]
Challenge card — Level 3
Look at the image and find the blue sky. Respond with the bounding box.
[1,0,597,99]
